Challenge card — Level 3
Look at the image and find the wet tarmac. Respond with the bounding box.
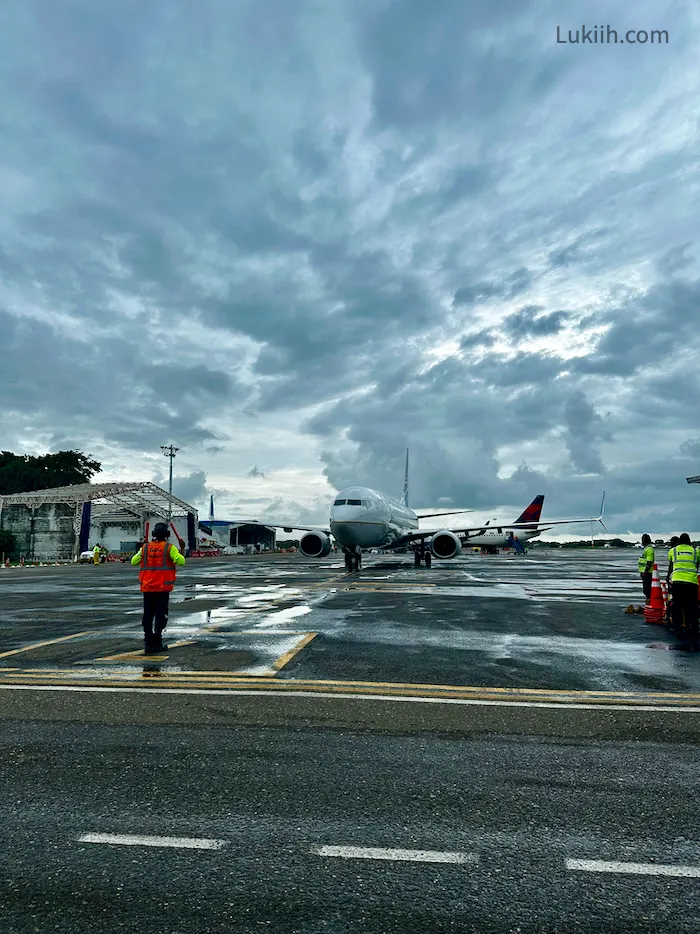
[4,552,700,932]
[0,549,698,696]
[3,719,700,934]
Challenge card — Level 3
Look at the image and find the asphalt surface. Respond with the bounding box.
[3,550,700,931]
[0,549,697,695]
[2,719,700,934]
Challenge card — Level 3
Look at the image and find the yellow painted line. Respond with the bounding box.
[271,633,319,672]
[3,672,700,706]
[2,675,700,707]
[2,668,700,707]
[1,664,301,683]
[96,640,196,661]
[3,667,700,703]
[0,631,97,659]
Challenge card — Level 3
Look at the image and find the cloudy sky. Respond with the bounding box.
[1,0,699,534]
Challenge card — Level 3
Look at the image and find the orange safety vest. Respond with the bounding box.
[139,541,177,593]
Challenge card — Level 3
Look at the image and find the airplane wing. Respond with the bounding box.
[200,518,330,535]
[387,492,607,548]
[386,522,495,549]
[414,509,474,518]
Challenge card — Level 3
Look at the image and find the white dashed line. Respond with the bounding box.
[78,833,226,850]
[566,859,700,878]
[312,845,477,864]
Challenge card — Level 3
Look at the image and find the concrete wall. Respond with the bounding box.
[0,498,197,559]
[0,503,76,559]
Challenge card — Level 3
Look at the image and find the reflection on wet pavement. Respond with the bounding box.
[1,550,699,694]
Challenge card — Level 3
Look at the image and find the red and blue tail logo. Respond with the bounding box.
[514,494,544,527]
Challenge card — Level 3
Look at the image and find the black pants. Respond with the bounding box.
[671,582,698,645]
[641,572,652,602]
[142,591,170,641]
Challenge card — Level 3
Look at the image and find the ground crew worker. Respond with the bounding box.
[667,533,700,651]
[93,543,101,566]
[131,522,186,654]
[638,534,654,602]
[666,536,679,584]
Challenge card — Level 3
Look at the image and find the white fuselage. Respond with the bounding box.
[462,528,540,548]
[329,486,417,550]
[328,486,541,552]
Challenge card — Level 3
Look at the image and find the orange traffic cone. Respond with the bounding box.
[644,564,665,624]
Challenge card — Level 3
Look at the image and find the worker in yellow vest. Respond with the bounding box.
[667,533,700,650]
[92,543,101,566]
[637,534,654,603]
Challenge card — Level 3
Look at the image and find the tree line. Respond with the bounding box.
[0,450,101,496]
[0,450,101,556]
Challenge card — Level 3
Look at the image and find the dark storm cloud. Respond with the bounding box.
[548,229,610,269]
[170,470,209,506]
[454,267,533,307]
[563,391,612,475]
[0,0,697,531]
[0,310,232,450]
[573,278,700,378]
[657,244,695,277]
[503,306,570,340]
[467,351,565,389]
[357,0,568,127]
[460,331,495,351]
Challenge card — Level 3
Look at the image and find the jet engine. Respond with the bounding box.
[299,531,332,558]
[429,530,462,559]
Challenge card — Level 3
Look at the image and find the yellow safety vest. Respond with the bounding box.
[667,545,700,584]
[637,545,654,573]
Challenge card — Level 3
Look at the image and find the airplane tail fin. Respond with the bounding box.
[400,448,409,508]
[514,494,544,526]
[597,491,608,532]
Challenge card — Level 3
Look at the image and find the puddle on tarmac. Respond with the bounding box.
[347,627,682,675]
[163,607,248,635]
[254,605,313,628]
[436,585,531,599]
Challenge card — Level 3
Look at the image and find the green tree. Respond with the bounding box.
[0,450,101,495]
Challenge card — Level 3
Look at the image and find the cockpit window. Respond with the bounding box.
[347,499,362,505]
[333,499,347,506]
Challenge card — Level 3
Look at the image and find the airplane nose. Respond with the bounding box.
[331,522,379,549]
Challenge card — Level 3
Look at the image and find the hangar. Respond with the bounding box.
[0,482,198,561]
[198,519,276,552]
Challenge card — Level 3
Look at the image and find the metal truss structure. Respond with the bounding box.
[0,482,197,537]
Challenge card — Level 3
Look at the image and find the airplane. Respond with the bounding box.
[233,450,607,571]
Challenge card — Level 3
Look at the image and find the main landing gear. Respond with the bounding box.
[413,544,432,568]
[344,548,362,572]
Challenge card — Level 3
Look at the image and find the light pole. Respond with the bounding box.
[161,445,179,524]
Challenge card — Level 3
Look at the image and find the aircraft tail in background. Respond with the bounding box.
[400,448,409,508]
[514,494,545,527]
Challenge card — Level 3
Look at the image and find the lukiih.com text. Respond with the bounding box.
[557,25,669,44]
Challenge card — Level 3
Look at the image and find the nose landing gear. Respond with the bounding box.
[413,544,432,567]
[344,548,362,572]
